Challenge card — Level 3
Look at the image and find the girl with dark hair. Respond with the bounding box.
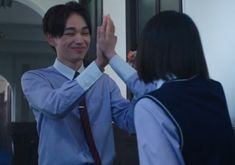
[98,12,235,165]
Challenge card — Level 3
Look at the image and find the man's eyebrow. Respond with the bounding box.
[64,27,76,31]
[64,26,89,31]
[82,27,89,31]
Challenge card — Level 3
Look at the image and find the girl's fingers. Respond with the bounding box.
[102,15,108,32]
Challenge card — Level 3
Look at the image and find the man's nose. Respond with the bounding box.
[74,33,83,43]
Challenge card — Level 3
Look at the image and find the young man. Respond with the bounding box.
[21,2,158,165]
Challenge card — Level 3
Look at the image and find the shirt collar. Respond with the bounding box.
[53,58,85,80]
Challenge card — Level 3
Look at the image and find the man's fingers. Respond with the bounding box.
[99,25,105,40]
[106,16,115,36]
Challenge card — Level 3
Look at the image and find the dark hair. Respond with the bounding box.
[136,11,209,83]
[42,1,91,37]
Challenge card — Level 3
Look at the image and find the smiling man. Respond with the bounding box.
[20,1,141,165]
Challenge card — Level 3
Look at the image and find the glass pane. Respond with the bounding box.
[138,0,156,35]
[160,0,181,12]
[0,75,13,164]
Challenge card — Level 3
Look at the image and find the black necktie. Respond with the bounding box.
[73,71,80,80]
[73,71,101,165]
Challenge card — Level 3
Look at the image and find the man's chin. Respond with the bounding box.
[71,53,85,58]
[71,55,85,62]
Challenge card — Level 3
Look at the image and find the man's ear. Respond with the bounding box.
[45,33,56,47]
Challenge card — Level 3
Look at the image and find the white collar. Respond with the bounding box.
[53,59,85,80]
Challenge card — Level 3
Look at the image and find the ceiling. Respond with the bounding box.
[0,1,52,55]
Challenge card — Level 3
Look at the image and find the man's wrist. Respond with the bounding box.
[106,52,116,60]
[95,59,105,72]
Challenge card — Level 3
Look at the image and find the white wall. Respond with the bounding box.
[103,0,127,97]
[183,0,235,125]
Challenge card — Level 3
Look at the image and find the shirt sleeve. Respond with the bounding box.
[134,98,185,165]
[109,55,160,98]
[75,61,103,91]
[109,54,136,81]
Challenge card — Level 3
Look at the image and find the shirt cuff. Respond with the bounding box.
[75,61,103,91]
[109,54,136,82]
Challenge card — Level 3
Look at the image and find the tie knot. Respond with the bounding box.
[73,71,80,80]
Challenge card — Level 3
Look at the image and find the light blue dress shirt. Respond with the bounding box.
[109,55,185,165]
[21,59,144,165]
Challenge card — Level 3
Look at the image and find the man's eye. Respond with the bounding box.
[82,30,90,35]
[82,31,90,36]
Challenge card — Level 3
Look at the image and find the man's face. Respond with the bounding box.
[51,13,91,65]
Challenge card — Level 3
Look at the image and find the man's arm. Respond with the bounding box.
[21,62,103,118]
[97,16,159,98]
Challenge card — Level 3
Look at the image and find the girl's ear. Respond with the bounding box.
[45,33,56,47]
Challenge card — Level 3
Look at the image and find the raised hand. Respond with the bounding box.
[97,15,117,60]
[95,34,109,70]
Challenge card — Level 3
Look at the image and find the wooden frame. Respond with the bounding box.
[126,0,137,54]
